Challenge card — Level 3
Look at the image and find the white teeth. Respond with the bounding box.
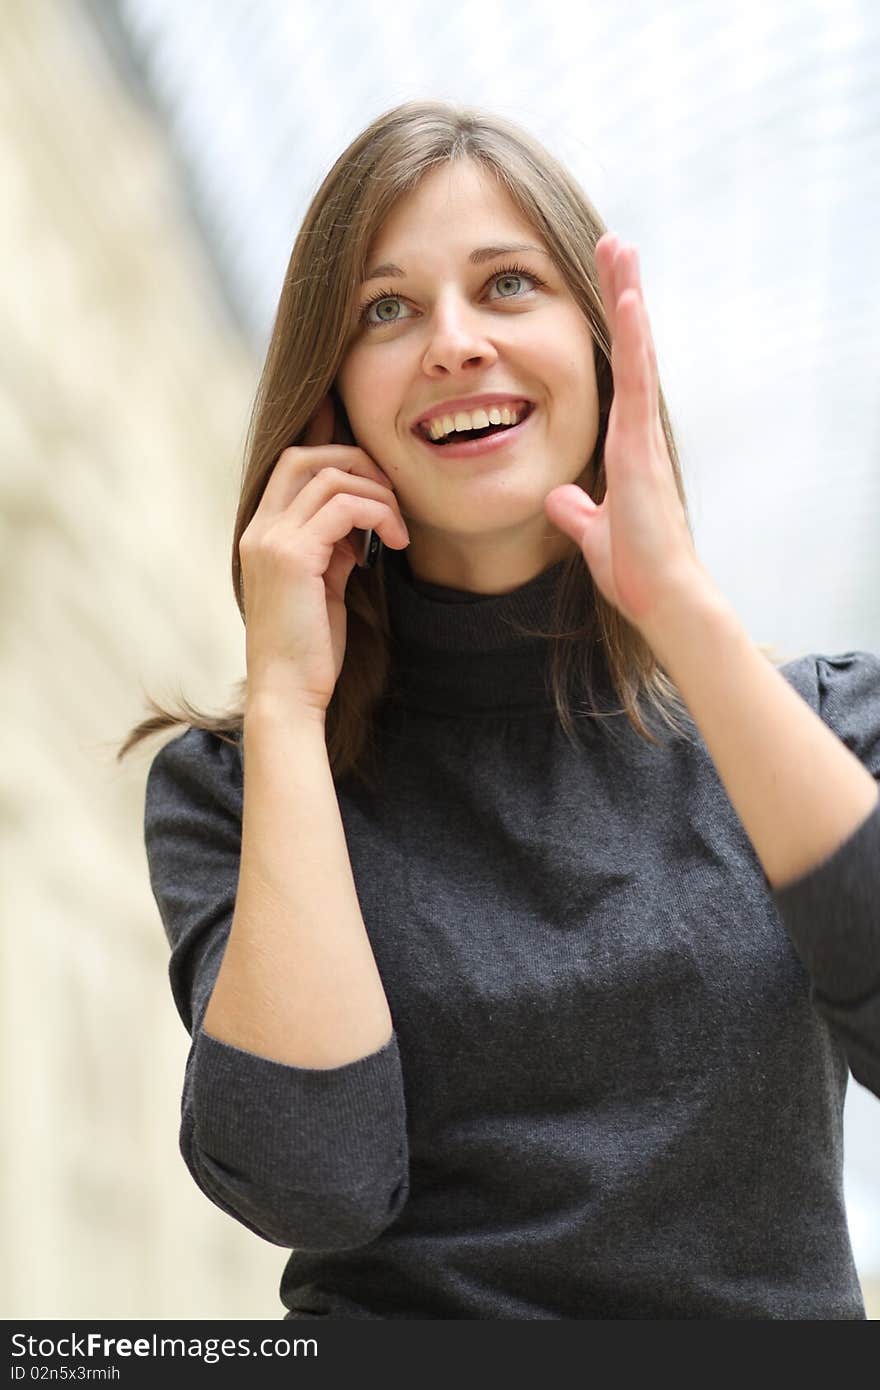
[424,401,529,441]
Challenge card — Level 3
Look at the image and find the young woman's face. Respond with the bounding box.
[335,159,601,592]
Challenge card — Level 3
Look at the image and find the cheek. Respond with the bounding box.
[568,353,600,423]
[340,360,401,430]
[548,354,598,419]
[335,352,372,414]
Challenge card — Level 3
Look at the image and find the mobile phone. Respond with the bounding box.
[330,389,384,570]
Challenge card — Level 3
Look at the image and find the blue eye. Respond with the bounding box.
[357,263,543,330]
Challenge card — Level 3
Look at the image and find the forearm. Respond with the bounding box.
[644,589,880,891]
[203,696,394,1068]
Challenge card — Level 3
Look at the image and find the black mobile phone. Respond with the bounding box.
[330,389,384,570]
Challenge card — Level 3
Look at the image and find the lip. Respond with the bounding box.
[411,392,533,432]
[411,402,536,459]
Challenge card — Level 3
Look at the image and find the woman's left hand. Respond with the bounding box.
[544,234,716,639]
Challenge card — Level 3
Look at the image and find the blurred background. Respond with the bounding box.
[3,0,878,1319]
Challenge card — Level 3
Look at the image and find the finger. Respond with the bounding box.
[611,289,654,439]
[629,251,660,422]
[595,232,619,341]
[257,429,396,523]
[616,248,659,426]
[292,466,403,530]
[306,493,410,557]
[613,244,640,304]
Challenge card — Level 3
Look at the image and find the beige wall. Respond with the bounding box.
[2,0,283,1318]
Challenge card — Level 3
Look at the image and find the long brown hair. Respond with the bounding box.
[117,98,785,786]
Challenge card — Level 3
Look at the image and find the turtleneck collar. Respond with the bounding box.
[380,544,607,716]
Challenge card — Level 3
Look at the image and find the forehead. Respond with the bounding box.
[366,161,543,262]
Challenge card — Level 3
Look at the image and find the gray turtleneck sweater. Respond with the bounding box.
[144,546,880,1319]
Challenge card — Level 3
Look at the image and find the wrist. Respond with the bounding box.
[244,686,328,731]
[638,575,735,669]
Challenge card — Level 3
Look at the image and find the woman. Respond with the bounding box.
[130,100,880,1319]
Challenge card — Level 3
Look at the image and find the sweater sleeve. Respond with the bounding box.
[143,726,410,1250]
[768,651,880,1099]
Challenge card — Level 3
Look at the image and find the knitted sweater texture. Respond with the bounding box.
[144,548,880,1318]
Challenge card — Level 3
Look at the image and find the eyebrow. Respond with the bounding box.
[362,243,551,284]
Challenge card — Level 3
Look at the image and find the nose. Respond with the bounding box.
[421,293,499,376]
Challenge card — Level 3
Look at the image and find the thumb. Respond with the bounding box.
[544,483,599,545]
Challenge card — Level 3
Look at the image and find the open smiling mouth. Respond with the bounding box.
[413,403,536,457]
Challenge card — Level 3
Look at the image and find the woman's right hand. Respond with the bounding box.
[238,394,410,719]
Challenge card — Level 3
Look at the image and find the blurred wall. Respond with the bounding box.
[1,0,282,1317]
